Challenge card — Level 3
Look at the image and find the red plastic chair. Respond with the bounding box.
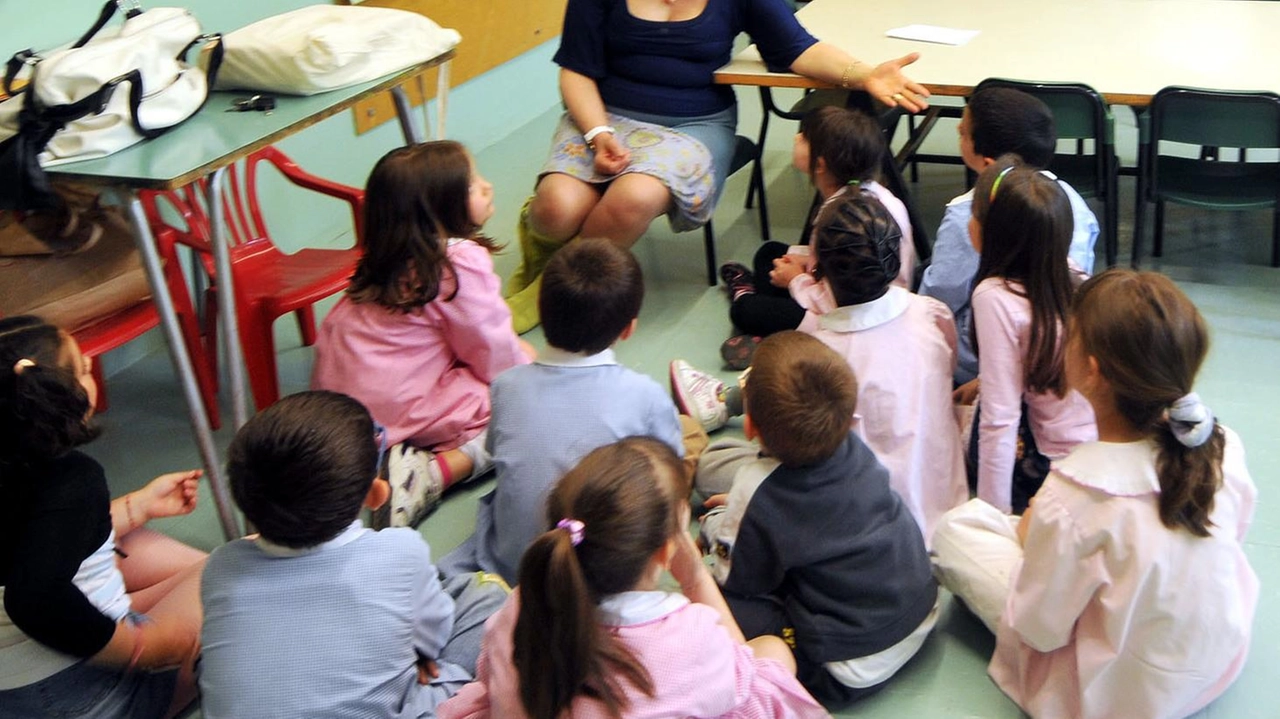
[140,146,364,411]
[66,227,220,428]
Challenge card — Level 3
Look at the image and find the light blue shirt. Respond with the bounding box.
[199,521,465,719]
[919,178,1098,385]
[440,347,684,584]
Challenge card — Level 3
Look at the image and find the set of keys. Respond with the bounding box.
[226,95,276,114]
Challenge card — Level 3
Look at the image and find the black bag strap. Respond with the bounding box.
[181,33,224,89]
[120,33,222,140]
[72,0,125,49]
[3,49,37,97]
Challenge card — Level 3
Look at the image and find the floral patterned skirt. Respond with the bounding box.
[539,111,719,233]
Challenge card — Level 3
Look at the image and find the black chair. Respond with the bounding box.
[974,78,1120,267]
[1134,86,1280,268]
[702,134,768,285]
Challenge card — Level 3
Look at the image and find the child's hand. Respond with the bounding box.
[953,379,980,406]
[1016,499,1035,546]
[139,470,202,521]
[769,256,804,288]
[592,133,631,176]
[416,657,440,685]
[703,493,728,510]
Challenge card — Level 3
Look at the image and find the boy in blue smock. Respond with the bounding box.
[918,87,1099,385]
[198,391,506,719]
[440,238,695,584]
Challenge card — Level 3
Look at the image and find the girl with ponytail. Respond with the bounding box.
[439,437,826,719]
[933,270,1258,719]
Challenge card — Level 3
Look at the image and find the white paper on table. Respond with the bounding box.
[885,24,980,46]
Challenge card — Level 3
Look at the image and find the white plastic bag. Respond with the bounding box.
[0,1,221,169]
[214,5,460,96]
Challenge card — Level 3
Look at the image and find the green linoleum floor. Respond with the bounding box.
[90,92,1278,718]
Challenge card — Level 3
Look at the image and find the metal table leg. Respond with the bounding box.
[390,60,450,145]
[205,168,251,433]
[119,189,241,540]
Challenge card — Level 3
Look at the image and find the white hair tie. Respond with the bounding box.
[12,358,36,375]
[1166,392,1215,448]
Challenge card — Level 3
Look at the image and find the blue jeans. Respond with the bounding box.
[0,658,177,719]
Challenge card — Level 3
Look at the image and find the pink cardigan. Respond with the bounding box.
[311,239,529,450]
[971,278,1096,512]
[991,430,1258,719]
[439,592,828,719]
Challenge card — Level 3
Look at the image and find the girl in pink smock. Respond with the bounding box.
[958,158,1095,514]
[933,269,1258,719]
[798,192,965,545]
[312,141,534,527]
[720,106,915,366]
[438,437,826,719]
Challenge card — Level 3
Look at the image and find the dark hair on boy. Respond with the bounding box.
[799,106,886,185]
[0,316,99,472]
[744,331,858,467]
[967,87,1056,169]
[1072,269,1226,537]
[348,141,500,313]
[971,156,1075,397]
[227,390,379,549]
[813,192,903,307]
[514,437,685,719]
[539,238,644,355]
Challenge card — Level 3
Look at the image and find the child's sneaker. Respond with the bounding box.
[719,261,755,302]
[386,444,445,528]
[670,360,729,432]
[719,334,761,371]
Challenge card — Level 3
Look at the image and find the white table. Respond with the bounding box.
[716,0,1280,104]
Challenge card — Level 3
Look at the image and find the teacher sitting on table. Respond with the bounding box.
[505,0,928,332]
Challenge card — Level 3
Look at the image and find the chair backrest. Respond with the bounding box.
[972,78,1114,197]
[1150,86,1280,149]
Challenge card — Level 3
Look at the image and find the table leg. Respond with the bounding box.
[391,60,451,145]
[206,169,251,432]
[119,190,241,540]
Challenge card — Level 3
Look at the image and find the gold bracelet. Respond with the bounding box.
[840,62,866,90]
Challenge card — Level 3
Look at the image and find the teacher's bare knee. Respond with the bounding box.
[582,174,672,247]
[529,174,601,242]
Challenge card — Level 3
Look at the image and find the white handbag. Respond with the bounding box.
[213,5,460,96]
[0,0,221,180]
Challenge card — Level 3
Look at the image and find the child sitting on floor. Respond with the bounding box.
[198,391,507,719]
[439,437,827,719]
[312,141,535,527]
[718,105,916,368]
[932,269,1258,719]
[675,193,964,543]
[698,331,938,709]
[439,238,703,585]
[919,86,1099,384]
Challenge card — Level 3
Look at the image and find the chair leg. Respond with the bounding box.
[295,305,317,347]
[1132,166,1146,269]
[174,287,221,430]
[752,153,771,243]
[1272,205,1279,268]
[241,313,282,412]
[908,114,919,183]
[91,359,109,415]
[703,221,717,286]
[1106,156,1120,268]
[1153,200,1165,258]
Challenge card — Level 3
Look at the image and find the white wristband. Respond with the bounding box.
[583,125,615,147]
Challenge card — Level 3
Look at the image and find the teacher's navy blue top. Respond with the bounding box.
[554,0,819,117]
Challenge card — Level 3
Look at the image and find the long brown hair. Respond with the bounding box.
[347,141,499,312]
[972,156,1075,396]
[513,437,686,719]
[1071,269,1225,536]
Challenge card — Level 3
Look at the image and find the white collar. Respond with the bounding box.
[536,346,618,368]
[1052,440,1161,497]
[947,188,976,207]
[597,591,689,627]
[818,285,911,333]
[255,519,369,557]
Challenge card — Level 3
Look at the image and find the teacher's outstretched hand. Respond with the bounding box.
[865,52,931,113]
